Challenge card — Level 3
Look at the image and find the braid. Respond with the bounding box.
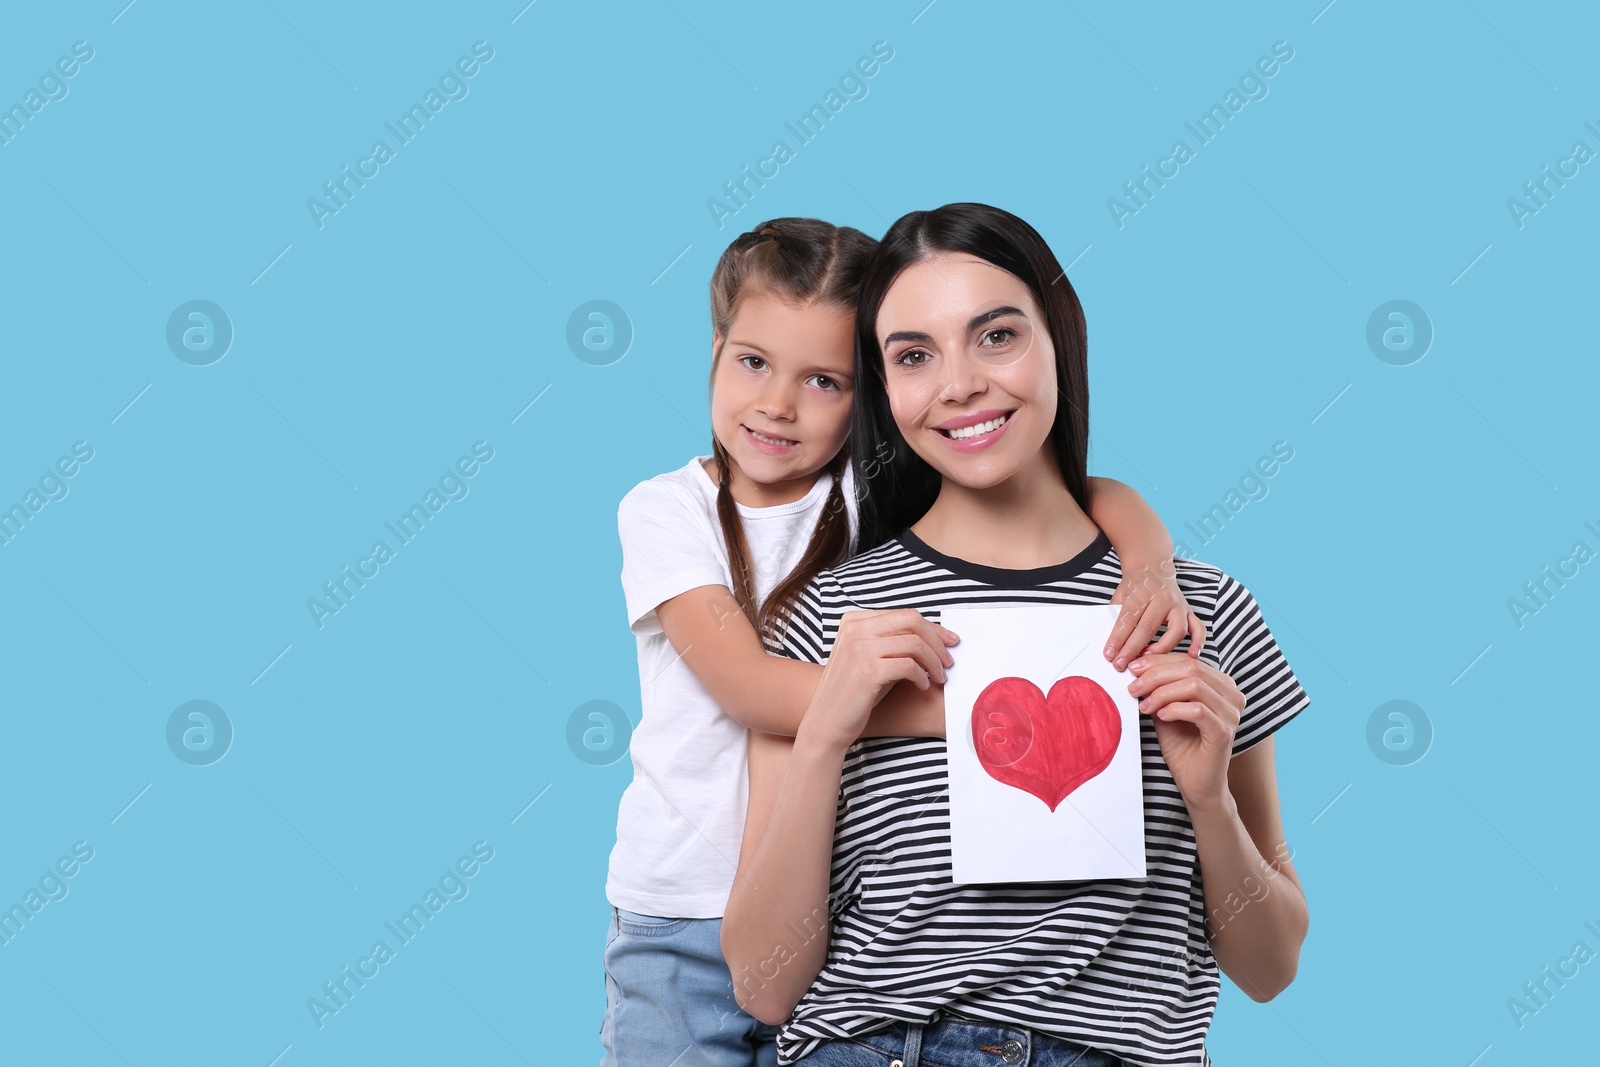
[710,436,760,627]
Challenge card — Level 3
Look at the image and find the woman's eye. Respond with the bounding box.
[981,327,1016,347]
[892,348,929,366]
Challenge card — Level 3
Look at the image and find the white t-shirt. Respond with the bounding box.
[608,454,858,918]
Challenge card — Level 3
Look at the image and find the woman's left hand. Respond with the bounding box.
[1126,653,1243,814]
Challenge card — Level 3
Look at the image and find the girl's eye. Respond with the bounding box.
[892,348,930,367]
[738,355,767,371]
[809,374,840,391]
[980,327,1017,347]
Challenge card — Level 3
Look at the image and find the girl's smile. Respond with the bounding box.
[741,423,801,453]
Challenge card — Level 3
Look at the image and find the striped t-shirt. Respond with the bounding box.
[766,526,1310,1067]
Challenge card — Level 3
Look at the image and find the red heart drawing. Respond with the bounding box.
[971,676,1122,812]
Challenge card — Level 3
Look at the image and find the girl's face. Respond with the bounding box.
[710,290,855,503]
[876,252,1058,490]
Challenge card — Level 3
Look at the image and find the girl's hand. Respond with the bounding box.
[1126,652,1243,815]
[1105,559,1205,671]
[801,609,959,753]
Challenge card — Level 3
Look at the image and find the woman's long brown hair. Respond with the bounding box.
[707,217,877,644]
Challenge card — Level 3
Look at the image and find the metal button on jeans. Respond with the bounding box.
[998,1038,1024,1064]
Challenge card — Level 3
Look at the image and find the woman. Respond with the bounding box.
[720,203,1310,1067]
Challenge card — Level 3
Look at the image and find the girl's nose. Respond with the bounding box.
[756,385,796,419]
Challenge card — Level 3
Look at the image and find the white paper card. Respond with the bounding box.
[941,603,1146,885]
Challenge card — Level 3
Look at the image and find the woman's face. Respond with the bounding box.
[875,252,1058,490]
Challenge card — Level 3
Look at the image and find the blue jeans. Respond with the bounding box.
[794,1013,1134,1066]
[600,905,781,1066]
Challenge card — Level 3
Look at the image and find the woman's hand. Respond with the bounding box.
[1105,558,1205,671]
[800,609,959,753]
[1126,652,1243,815]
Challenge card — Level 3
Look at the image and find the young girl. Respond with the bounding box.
[721,204,1312,1067]
[603,217,1204,1066]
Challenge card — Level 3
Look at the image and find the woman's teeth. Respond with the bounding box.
[942,413,1010,439]
[750,427,796,446]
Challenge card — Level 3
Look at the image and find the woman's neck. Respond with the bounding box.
[909,452,1098,570]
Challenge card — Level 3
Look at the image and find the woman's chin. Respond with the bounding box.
[915,456,1019,491]
[904,437,1029,490]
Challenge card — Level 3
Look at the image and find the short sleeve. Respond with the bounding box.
[617,480,729,636]
[1211,573,1310,757]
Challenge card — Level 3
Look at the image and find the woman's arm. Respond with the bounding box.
[1086,476,1207,670]
[721,609,951,1023]
[720,727,844,1024]
[655,584,952,738]
[1127,652,1308,1000]
[1195,736,1307,1001]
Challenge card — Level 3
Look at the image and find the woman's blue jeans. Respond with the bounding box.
[795,1013,1135,1067]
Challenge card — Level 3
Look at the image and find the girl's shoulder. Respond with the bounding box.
[618,455,716,517]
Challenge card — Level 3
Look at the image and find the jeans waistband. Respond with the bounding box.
[857,1011,1130,1067]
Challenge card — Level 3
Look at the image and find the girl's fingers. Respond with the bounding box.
[1104,599,1143,660]
[1145,605,1188,656]
[1115,607,1166,670]
[1186,610,1207,659]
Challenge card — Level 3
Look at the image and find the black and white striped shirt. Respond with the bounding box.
[766,527,1310,1067]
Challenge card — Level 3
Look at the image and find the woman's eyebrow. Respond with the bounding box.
[968,305,1026,331]
[883,329,933,345]
[884,306,1029,346]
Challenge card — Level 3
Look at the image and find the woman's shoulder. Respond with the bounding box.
[819,535,922,594]
[1167,555,1229,611]
[773,537,921,632]
[1167,557,1285,662]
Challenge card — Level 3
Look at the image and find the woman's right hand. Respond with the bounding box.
[800,609,960,752]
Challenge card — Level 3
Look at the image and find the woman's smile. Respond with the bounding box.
[932,408,1015,451]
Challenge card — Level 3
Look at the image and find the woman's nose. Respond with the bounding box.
[937,349,983,403]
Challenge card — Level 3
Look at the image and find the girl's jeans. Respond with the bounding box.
[600,905,780,1066]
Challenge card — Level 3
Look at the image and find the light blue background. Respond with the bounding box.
[2,1,1596,1063]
